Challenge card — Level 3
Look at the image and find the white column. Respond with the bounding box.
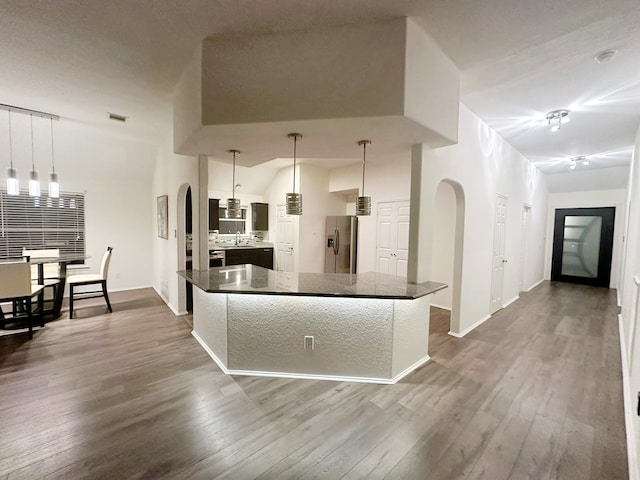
[407,144,435,284]
[197,154,209,271]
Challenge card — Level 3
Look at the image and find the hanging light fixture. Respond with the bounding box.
[6,110,19,195]
[545,109,570,133]
[226,149,241,218]
[28,115,40,197]
[48,117,59,198]
[285,133,302,215]
[356,139,372,216]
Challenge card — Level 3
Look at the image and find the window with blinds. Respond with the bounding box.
[0,189,85,260]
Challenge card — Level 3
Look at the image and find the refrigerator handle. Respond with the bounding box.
[334,228,339,256]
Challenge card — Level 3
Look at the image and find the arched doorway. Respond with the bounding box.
[176,183,192,314]
[431,179,465,335]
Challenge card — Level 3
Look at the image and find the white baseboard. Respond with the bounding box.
[430,303,452,311]
[502,295,519,309]
[527,278,545,292]
[151,285,185,316]
[618,288,623,308]
[619,314,639,480]
[192,330,429,385]
[449,314,492,338]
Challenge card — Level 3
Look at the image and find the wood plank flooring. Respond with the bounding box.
[0,282,628,479]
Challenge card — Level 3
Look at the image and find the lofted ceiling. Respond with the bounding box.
[0,0,638,180]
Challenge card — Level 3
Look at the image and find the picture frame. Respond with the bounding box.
[157,195,168,239]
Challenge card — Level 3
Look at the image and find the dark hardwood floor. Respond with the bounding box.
[0,282,628,479]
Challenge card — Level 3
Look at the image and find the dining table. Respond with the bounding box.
[26,254,88,318]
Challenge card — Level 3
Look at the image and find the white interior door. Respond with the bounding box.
[490,194,508,314]
[519,205,531,292]
[276,204,295,273]
[376,201,410,277]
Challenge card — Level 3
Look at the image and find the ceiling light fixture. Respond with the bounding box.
[356,140,372,216]
[6,110,19,195]
[594,49,617,64]
[48,118,59,198]
[546,109,570,132]
[569,155,589,170]
[28,115,40,197]
[285,133,303,215]
[226,149,241,218]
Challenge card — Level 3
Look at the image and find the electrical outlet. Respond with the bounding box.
[115,272,121,279]
[304,335,314,350]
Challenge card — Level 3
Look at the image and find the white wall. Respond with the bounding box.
[543,189,627,288]
[151,130,198,314]
[416,104,548,334]
[1,114,156,293]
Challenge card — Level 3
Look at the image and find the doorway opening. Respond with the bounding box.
[551,207,615,287]
[176,183,192,314]
[431,180,465,335]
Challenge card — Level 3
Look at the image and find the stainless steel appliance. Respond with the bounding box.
[325,216,358,273]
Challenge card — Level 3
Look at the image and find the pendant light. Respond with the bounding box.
[48,117,59,198]
[226,149,241,218]
[28,114,40,197]
[6,110,19,195]
[285,133,302,215]
[356,140,371,216]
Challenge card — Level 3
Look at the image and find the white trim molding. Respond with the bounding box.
[619,314,639,480]
[449,314,492,338]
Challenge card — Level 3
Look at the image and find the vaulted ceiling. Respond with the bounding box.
[1,0,638,181]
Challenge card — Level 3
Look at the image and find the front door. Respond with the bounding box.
[551,207,615,287]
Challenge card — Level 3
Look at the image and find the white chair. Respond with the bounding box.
[22,249,61,281]
[67,247,113,319]
[0,259,45,339]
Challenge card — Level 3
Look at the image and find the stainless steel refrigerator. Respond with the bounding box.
[325,216,358,273]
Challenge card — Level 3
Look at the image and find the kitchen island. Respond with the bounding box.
[178,265,446,384]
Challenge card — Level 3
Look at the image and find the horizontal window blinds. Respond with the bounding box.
[0,189,85,260]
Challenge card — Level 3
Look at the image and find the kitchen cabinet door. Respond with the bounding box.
[209,199,219,231]
[258,248,273,269]
[251,203,269,231]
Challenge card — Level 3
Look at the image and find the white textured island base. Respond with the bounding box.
[192,288,431,384]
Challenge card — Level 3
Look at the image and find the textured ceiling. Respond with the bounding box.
[0,0,638,177]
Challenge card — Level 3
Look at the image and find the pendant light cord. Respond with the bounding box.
[30,114,35,171]
[361,142,367,196]
[50,118,56,174]
[292,135,297,194]
[231,150,236,200]
[8,111,13,169]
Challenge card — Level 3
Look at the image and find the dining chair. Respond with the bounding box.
[0,258,45,339]
[67,247,113,319]
[23,248,61,301]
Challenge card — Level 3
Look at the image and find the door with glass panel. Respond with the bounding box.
[551,207,615,287]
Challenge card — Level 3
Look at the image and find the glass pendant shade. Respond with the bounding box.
[226,197,241,218]
[6,167,19,195]
[286,192,302,215]
[226,149,241,218]
[48,172,59,198]
[356,195,371,216]
[29,170,40,197]
[356,139,372,216]
[285,133,303,215]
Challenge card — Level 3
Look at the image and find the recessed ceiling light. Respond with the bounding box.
[594,49,617,64]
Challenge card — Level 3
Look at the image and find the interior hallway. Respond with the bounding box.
[0,283,628,479]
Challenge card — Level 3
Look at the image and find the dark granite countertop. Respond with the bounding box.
[177,265,447,300]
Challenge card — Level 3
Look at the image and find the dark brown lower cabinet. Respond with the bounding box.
[225,248,273,269]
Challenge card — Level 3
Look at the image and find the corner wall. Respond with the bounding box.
[419,104,548,334]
